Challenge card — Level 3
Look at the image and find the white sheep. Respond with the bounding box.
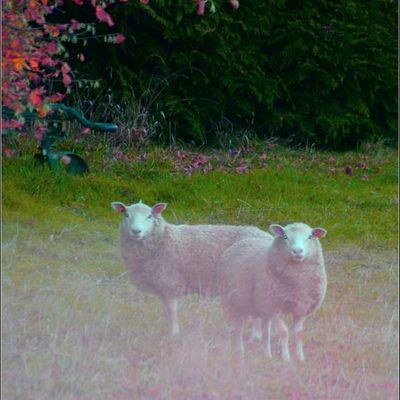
[111,200,272,336]
[218,222,327,361]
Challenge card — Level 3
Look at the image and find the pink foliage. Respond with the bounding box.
[28,88,44,108]
[2,0,126,139]
[71,19,81,30]
[95,5,115,26]
[230,0,240,10]
[49,92,65,102]
[34,124,47,141]
[2,0,70,119]
[62,73,72,86]
[114,33,126,44]
[9,119,25,130]
[61,63,71,74]
[197,0,205,16]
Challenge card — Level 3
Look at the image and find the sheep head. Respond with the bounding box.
[269,223,327,262]
[111,201,167,240]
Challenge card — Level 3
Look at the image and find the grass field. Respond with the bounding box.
[2,144,398,399]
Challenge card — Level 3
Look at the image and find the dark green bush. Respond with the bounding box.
[67,0,397,149]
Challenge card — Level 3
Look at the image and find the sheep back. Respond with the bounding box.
[121,222,270,299]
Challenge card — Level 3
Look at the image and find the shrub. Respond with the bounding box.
[67,0,397,149]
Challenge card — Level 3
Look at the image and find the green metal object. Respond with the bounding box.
[2,103,117,175]
[34,152,89,175]
[51,103,118,132]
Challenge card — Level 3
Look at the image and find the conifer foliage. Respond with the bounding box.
[73,0,397,148]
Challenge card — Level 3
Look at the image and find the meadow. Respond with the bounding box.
[2,142,398,400]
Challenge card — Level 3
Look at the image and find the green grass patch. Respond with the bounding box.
[2,146,398,250]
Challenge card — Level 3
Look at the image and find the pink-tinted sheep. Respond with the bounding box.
[111,200,272,336]
[218,222,327,361]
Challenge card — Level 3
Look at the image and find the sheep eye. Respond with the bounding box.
[147,215,153,219]
[308,235,313,239]
[283,234,288,240]
[124,212,129,218]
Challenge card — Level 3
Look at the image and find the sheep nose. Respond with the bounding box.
[131,229,142,235]
[292,248,304,256]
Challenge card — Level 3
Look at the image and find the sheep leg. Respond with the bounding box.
[263,319,273,358]
[293,316,306,361]
[163,297,180,336]
[231,317,245,357]
[222,299,245,359]
[250,317,263,341]
[276,317,290,361]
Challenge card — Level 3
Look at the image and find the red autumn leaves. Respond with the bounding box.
[2,0,126,127]
[3,1,70,119]
[96,5,115,27]
[61,63,72,86]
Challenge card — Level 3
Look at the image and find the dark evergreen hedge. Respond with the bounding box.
[68,0,397,149]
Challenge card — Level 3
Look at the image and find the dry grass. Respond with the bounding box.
[2,223,398,400]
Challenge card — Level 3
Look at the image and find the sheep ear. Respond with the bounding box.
[111,202,127,213]
[152,203,167,215]
[312,228,327,239]
[270,224,285,237]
